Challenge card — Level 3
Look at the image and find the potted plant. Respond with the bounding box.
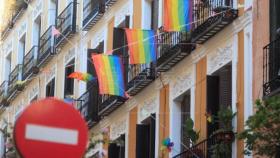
[183,118,203,157]
[238,97,280,158]
[211,107,236,143]
[209,107,236,158]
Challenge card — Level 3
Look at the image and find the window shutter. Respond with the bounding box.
[136,124,150,158]
[219,66,232,109]
[206,75,219,137]
[151,0,159,30]
[149,114,156,158]
[108,143,120,158]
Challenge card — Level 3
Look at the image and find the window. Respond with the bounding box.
[33,15,41,46]
[30,95,38,103]
[5,53,12,81]
[151,0,159,30]
[64,59,75,97]
[48,0,57,26]
[46,78,55,97]
[19,34,26,64]
[108,134,125,158]
[136,114,156,158]
[270,0,280,41]
[207,64,232,137]
[180,93,191,151]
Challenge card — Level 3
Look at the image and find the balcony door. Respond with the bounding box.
[136,114,156,158]
[48,0,57,26]
[33,15,41,47]
[108,134,125,158]
[270,0,280,41]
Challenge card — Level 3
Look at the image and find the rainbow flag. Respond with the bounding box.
[164,0,193,31]
[91,54,125,97]
[125,29,157,64]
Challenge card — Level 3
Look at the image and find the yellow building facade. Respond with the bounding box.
[0,0,255,158]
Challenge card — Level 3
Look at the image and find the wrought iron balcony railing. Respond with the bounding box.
[38,26,56,67]
[0,81,9,106]
[23,46,39,80]
[98,94,126,117]
[105,0,118,8]
[126,64,156,96]
[8,65,23,100]
[76,84,100,128]
[56,2,77,48]
[263,38,280,96]
[156,29,194,72]
[83,0,105,31]
[191,0,238,44]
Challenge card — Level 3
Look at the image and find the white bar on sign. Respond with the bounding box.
[25,124,78,145]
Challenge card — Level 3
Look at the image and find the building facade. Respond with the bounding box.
[0,0,258,158]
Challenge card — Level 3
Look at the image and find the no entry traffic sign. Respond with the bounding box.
[14,98,88,158]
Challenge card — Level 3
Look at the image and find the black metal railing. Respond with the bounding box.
[8,65,23,97]
[9,65,23,86]
[126,64,156,96]
[105,0,117,7]
[0,81,8,101]
[23,46,38,80]
[76,84,100,127]
[98,95,126,116]
[56,2,77,48]
[173,131,234,158]
[83,0,105,29]
[38,26,56,67]
[156,29,194,72]
[263,38,280,96]
[191,0,237,44]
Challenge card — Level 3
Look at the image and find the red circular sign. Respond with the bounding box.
[14,98,88,158]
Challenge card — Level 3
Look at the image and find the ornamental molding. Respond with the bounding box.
[207,44,233,75]
[92,30,105,48]
[4,40,13,56]
[32,0,42,19]
[18,22,27,38]
[172,72,193,99]
[115,3,130,26]
[64,48,75,64]
[29,84,39,101]
[110,118,127,140]
[45,65,56,83]
[139,96,157,122]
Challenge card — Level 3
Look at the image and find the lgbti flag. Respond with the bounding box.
[91,54,125,97]
[164,0,193,31]
[125,29,157,64]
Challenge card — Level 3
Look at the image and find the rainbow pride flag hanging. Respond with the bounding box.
[164,0,193,31]
[125,29,157,64]
[91,54,125,97]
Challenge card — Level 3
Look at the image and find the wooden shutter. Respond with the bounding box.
[108,143,120,158]
[219,66,232,109]
[150,114,156,158]
[206,75,219,137]
[136,124,150,158]
[151,0,159,30]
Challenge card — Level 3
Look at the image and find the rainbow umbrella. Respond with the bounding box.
[68,72,96,82]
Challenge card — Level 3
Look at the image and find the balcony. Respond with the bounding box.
[23,46,39,81]
[56,2,77,49]
[0,81,9,106]
[263,38,280,97]
[38,26,56,67]
[156,29,194,72]
[82,0,105,31]
[126,64,156,96]
[7,65,23,101]
[98,95,127,117]
[1,1,28,40]
[76,84,100,128]
[191,0,238,44]
[105,0,118,8]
